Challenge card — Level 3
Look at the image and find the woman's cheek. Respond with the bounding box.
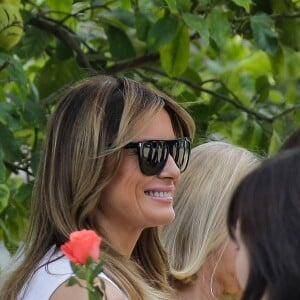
[235,245,249,289]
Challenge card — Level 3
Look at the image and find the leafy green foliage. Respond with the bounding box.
[106,25,136,59]
[147,16,179,52]
[0,184,9,214]
[250,13,279,54]
[0,0,300,254]
[160,24,189,77]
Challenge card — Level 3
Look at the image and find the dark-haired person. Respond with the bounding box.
[0,75,195,300]
[228,148,300,300]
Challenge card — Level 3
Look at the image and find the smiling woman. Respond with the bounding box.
[0,75,195,300]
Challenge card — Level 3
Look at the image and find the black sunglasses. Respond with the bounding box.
[124,137,191,176]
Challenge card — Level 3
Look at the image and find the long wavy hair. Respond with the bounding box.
[0,75,195,300]
[161,142,259,293]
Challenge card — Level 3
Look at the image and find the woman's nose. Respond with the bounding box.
[158,154,181,180]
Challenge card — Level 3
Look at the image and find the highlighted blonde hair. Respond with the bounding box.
[1,76,195,300]
[161,141,259,287]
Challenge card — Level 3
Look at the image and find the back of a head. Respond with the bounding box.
[161,141,259,286]
[228,149,300,300]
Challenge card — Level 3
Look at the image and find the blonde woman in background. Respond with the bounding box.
[0,75,195,300]
[161,141,260,300]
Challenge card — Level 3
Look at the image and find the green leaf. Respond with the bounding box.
[104,8,135,27]
[255,75,270,102]
[196,0,211,6]
[0,102,12,124]
[21,100,47,129]
[67,276,81,287]
[0,184,9,213]
[285,83,297,105]
[0,100,20,131]
[0,153,5,181]
[231,0,252,12]
[14,183,33,211]
[250,13,279,54]
[276,19,300,51]
[235,51,272,75]
[182,13,209,45]
[268,129,281,155]
[231,114,248,143]
[0,53,27,95]
[236,119,265,151]
[121,0,131,10]
[164,0,178,14]
[55,40,74,60]
[30,144,42,176]
[105,25,135,60]
[160,24,190,77]
[176,0,192,12]
[207,8,231,50]
[0,122,22,162]
[14,27,52,59]
[271,0,291,13]
[0,214,24,252]
[89,291,101,300]
[46,0,73,16]
[147,16,179,52]
[91,262,103,278]
[86,256,95,265]
[249,121,265,152]
[71,262,86,279]
[135,12,151,41]
[268,45,284,76]
[36,57,85,98]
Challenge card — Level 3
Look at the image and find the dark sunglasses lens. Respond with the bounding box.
[140,141,168,175]
[170,139,190,172]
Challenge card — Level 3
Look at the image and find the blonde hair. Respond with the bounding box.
[0,75,195,300]
[161,141,259,288]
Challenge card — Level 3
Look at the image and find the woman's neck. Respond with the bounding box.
[176,275,239,300]
[176,264,223,300]
[94,210,142,257]
[176,279,221,300]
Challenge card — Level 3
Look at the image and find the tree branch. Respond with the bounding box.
[234,12,300,22]
[270,104,300,121]
[271,12,300,20]
[4,161,33,176]
[0,61,10,72]
[58,1,116,24]
[143,66,300,123]
[28,15,93,71]
[104,53,160,74]
[28,14,160,75]
[143,66,271,121]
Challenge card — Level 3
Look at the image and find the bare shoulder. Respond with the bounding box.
[102,278,127,300]
[50,278,126,300]
[50,279,88,300]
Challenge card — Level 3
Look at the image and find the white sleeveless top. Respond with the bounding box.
[18,247,128,300]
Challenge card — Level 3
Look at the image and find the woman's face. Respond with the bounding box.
[99,109,181,233]
[234,222,250,289]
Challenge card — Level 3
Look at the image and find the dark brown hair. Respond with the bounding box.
[228,149,300,300]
